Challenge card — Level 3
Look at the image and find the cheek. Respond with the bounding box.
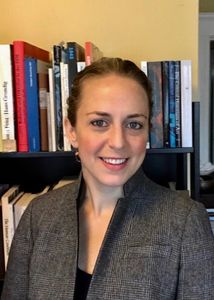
[77,134,102,155]
[130,135,148,154]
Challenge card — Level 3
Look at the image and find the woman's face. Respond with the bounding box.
[66,74,149,190]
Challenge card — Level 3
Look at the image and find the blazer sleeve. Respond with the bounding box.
[176,201,214,300]
[1,202,34,300]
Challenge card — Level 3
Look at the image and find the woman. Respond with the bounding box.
[2,58,214,300]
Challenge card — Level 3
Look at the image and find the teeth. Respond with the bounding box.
[102,158,126,165]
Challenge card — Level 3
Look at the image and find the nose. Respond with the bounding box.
[108,125,126,150]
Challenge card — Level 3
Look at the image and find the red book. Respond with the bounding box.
[13,41,50,151]
[84,41,103,66]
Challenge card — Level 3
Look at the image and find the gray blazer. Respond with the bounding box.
[1,168,214,299]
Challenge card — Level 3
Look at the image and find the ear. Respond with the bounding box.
[64,117,79,148]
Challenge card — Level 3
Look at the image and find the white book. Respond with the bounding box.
[77,61,86,72]
[60,62,71,151]
[14,185,50,229]
[1,186,24,268]
[0,44,16,152]
[47,68,56,151]
[140,60,148,76]
[180,60,193,148]
[140,61,150,149]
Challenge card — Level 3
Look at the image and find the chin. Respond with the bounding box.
[98,174,132,188]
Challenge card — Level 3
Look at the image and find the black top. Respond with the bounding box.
[73,268,92,300]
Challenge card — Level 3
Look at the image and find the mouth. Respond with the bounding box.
[100,157,128,165]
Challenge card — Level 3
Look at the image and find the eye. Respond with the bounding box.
[126,121,143,130]
[90,119,108,127]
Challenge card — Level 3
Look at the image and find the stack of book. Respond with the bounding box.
[0,40,103,153]
[0,177,75,270]
[141,60,192,149]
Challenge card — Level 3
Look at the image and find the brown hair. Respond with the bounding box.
[67,57,152,126]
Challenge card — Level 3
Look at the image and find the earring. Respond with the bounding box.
[74,149,81,163]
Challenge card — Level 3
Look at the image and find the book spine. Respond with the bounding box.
[85,41,102,66]
[180,60,192,147]
[140,61,150,149]
[161,61,170,147]
[2,186,20,268]
[174,61,181,147]
[0,184,9,278]
[60,62,70,151]
[38,73,49,151]
[168,61,176,148]
[147,61,164,148]
[85,42,92,66]
[67,42,85,96]
[140,61,148,76]
[0,45,16,152]
[0,113,2,152]
[67,42,78,96]
[53,45,63,151]
[77,61,86,72]
[25,58,40,152]
[13,42,28,151]
[47,68,56,151]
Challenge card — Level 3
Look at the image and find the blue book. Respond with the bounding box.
[25,58,40,151]
[168,61,176,148]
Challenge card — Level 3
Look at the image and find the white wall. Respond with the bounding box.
[199,13,214,165]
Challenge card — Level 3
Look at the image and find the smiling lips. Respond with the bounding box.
[101,157,128,166]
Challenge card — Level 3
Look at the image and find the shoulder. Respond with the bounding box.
[18,180,79,233]
[30,180,79,211]
[132,174,210,232]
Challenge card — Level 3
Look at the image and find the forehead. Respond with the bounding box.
[79,74,149,108]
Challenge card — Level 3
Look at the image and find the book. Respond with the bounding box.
[13,41,50,151]
[140,61,150,149]
[60,62,70,151]
[77,61,86,72]
[161,61,170,147]
[38,72,49,151]
[14,185,50,229]
[0,111,2,152]
[180,60,192,148]
[168,61,176,148]
[47,68,56,151]
[1,185,24,268]
[0,44,16,152]
[52,45,65,151]
[147,61,164,148]
[0,184,9,278]
[25,57,40,152]
[174,61,182,147]
[66,42,85,96]
[85,41,103,66]
[37,64,49,152]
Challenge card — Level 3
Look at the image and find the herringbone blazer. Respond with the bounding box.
[1,168,214,299]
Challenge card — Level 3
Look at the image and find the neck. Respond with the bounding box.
[81,178,123,217]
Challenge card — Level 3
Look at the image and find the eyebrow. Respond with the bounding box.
[86,111,148,119]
